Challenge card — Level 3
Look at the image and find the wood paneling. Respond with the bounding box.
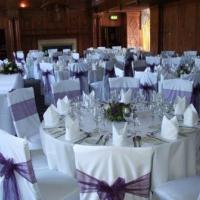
[150,0,200,54]
[127,11,142,48]
[150,5,159,53]
[19,3,92,54]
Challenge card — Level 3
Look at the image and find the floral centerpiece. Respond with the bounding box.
[176,63,193,77]
[104,103,131,121]
[0,60,22,74]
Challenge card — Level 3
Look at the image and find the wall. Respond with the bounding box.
[92,12,127,47]
[150,0,200,54]
[19,7,92,54]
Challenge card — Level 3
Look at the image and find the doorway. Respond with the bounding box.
[101,27,122,48]
[0,29,7,59]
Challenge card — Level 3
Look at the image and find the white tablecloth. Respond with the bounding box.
[0,74,24,135]
[40,109,200,189]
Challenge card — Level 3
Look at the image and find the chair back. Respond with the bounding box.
[109,77,139,99]
[184,51,197,57]
[7,87,40,139]
[51,79,81,104]
[146,56,160,66]
[0,129,41,200]
[195,58,200,69]
[161,51,175,58]
[74,145,153,200]
[162,79,193,103]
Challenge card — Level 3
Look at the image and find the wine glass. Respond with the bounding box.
[123,107,133,123]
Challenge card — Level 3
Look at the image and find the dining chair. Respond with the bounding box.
[0,129,79,200]
[51,79,81,104]
[7,87,42,150]
[195,58,200,69]
[73,145,154,200]
[134,71,158,101]
[183,51,197,57]
[39,62,55,105]
[153,176,200,200]
[109,77,139,101]
[160,51,175,58]
[162,79,193,104]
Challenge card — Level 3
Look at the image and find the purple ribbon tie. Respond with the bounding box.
[0,153,37,200]
[42,70,54,94]
[76,170,151,200]
[11,98,37,121]
[140,84,155,101]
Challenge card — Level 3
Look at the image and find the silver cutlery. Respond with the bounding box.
[146,134,169,143]
[74,133,91,144]
[103,135,109,145]
[96,135,104,145]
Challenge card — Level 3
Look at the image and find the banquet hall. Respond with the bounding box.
[0,0,200,199]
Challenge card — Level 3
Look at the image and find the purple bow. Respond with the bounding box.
[15,57,25,65]
[0,153,37,200]
[76,170,151,200]
[140,84,156,101]
[42,70,54,94]
[147,64,156,72]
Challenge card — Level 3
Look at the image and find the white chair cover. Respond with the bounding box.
[135,71,158,101]
[63,49,71,53]
[0,74,23,93]
[153,176,200,200]
[195,58,200,69]
[74,145,154,200]
[112,46,122,50]
[114,66,124,77]
[72,53,80,60]
[39,62,55,105]
[184,51,197,57]
[146,56,161,65]
[7,87,41,150]
[0,129,41,200]
[162,79,193,104]
[48,49,58,57]
[109,77,139,100]
[161,51,175,58]
[88,66,104,84]
[162,57,181,70]
[51,79,81,104]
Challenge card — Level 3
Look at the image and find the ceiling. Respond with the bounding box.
[0,0,175,11]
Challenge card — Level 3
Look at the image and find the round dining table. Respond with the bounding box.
[40,102,200,189]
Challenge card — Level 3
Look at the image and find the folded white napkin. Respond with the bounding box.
[63,96,71,104]
[83,91,95,107]
[161,116,179,140]
[112,122,128,146]
[183,104,198,127]
[173,96,186,115]
[43,105,60,128]
[65,116,82,141]
[120,89,132,104]
[56,98,70,115]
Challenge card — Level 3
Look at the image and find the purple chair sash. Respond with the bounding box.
[162,88,192,103]
[140,84,156,101]
[76,170,151,200]
[53,90,81,104]
[147,64,154,72]
[42,70,54,94]
[0,153,37,200]
[15,57,25,65]
[10,98,37,122]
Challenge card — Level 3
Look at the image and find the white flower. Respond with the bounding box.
[104,104,110,110]
[3,59,9,64]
